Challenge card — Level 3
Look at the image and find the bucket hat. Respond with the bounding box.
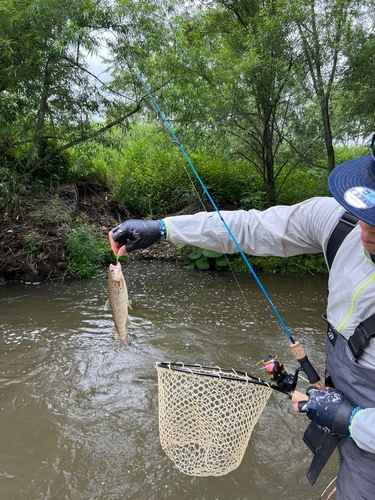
[328,135,375,225]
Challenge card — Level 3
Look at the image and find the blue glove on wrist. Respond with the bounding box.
[111,219,163,253]
[298,386,362,436]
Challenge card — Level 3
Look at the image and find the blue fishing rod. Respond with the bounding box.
[135,72,324,391]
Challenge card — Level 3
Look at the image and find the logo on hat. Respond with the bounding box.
[344,187,375,209]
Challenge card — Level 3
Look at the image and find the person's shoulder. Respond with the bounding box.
[301,196,344,216]
[304,196,341,208]
[299,197,346,239]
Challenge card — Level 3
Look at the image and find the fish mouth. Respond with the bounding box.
[109,262,122,280]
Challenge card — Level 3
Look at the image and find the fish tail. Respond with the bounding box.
[118,335,128,350]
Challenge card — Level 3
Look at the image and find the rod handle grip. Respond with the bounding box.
[290,341,325,390]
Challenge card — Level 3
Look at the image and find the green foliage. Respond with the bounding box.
[189,154,264,209]
[277,166,329,205]
[66,220,114,278]
[177,244,327,275]
[1,0,374,213]
[0,169,30,217]
[0,0,165,190]
[177,245,230,271]
[334,145,368,166]
[112,122,270,216]
[112,123,197,217]
[230,252,328,275]
[67,135,125,183]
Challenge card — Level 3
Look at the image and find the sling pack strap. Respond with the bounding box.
[326,315,375,360]
[349,314,375,359]
[304,211,357,485]
[325,211,375,359]
[326,210,359,269]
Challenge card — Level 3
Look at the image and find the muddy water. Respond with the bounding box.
[0,261,339,500]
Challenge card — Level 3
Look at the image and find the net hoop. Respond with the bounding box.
[155,362,277,477]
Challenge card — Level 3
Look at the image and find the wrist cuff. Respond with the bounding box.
[331,399,356,436]
[349,406,362,438]
[159,220,167,240]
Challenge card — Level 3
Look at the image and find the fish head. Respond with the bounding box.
[108,261,123,282]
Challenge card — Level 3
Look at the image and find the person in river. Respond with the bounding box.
[108,136,375,500]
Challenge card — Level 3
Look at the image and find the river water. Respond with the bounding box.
[0,261,339,499]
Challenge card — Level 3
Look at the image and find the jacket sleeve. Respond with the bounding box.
[351,409,375,453]
[165,196,344,258]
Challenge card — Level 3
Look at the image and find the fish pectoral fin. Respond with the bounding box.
[126,318,131,326]
[104,299,110,310]
[128,300,133,310]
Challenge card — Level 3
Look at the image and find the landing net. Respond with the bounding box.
[155,362,274,477]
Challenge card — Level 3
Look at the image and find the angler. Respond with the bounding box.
[109,135,375,500]
[109,65,374,500]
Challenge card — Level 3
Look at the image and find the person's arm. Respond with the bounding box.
[109,197,344,257]
[164,196,343,257]
[350,408,375,453]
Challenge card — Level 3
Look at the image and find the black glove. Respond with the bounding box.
[297,386,361,436]
[111,220,161,253]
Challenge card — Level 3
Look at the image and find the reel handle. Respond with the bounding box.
[290,341,325,390]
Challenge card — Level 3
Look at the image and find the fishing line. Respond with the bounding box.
[133,74,325,479]
[135,71,295,345]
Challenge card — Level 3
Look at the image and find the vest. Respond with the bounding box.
[326,324,375,500]
[305,212,375,497]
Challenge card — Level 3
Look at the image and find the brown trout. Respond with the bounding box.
[107,261,132,349]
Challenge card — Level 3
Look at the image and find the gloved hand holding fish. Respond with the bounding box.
[109,219,163,256]
[107,260,132,349]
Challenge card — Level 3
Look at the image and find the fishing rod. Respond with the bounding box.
[135,71,324,392]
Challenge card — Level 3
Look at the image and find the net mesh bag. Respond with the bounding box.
[155,362,273,476]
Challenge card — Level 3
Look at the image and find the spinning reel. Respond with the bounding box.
[262,354,305,392]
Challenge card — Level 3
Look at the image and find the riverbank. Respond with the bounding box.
[0,183,329,283]
[0,183,179,284]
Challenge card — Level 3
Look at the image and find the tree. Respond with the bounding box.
[292,0,367,171]
[137,0,320,206]
[0,0,164,185]
[335,27,375,144]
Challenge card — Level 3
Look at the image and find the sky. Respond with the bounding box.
[87,53,112,83]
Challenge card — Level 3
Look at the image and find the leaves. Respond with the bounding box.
[195,256,210,270]
[1,0,374,206]
[66,220,113,278]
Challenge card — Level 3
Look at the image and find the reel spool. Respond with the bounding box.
[262,355,301,392]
